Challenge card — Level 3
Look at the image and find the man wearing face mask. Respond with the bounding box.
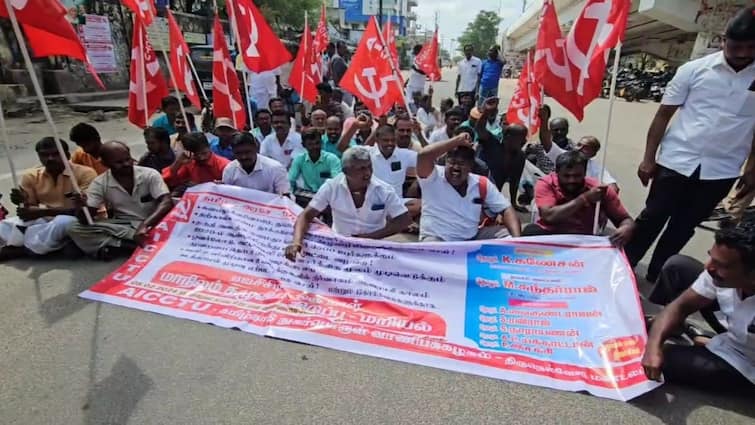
[626,7,755,284]
[0,138,96,259]
[66,141,171,260]
[416,132,521,242]
[642,222,755,391]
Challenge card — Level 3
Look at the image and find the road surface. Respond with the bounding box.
[0,69,752,424]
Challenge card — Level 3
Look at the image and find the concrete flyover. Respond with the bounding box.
[504,0,751,64]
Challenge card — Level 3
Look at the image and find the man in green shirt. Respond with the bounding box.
[289,128,342,207]
[321,116,355,158]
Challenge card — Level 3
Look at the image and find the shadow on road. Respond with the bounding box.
[631,384,755,424]
[84,355,154,425]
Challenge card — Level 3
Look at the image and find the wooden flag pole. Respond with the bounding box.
[161,50,192,131]
[592,42,622,235]
[4,0,93,224]
[0,98,19,188]
[137,22,150,127]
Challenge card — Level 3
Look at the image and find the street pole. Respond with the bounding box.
[378,0,383,27]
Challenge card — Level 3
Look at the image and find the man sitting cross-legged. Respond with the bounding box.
[288,128,341,206]
[222,132,291,195]
[67,141,173,260]
[284,146,411,261]
[0,138,97,259]
[642,222,755,392]
[522,150,634,247]
[415,132,521,242]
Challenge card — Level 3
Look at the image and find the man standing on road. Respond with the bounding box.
[642,222,755,391]
[625,7,755,283]
[478,46,505,106]
[456,44,481,103]
[406,44,427,105]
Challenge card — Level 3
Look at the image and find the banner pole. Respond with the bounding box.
[374,17,413,120]
[592,42,622,235]
[187,55,208,101]
[162,50,192,131]
[299,11,308,104]
[4,0,93,224]
[137,22,150,127]
[227,0,255,130]
[0,98,19,188]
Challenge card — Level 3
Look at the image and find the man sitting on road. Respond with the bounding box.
[251,109,274,144]
[138,127,175,172]
[0,138,97,259]
[69,122,108,175]
[67,141,172,260]
[416,132,521,242]
[642,222,755,391]
[522,150,634,247]
[222,132,290,195]
[208,117,238,161]
[394,115,428,152]
[365,125,421,218]
[428,107,464,145]
[288,128,341,205]
[260,110,304,169]
[162,132,230,190]
[322,115,354,158]
[284,147,412,261]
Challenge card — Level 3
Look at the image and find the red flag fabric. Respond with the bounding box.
[289,15,318,103]
[212,16,246,130]
[339,17,403,117]
[167,9,201,109]
[382,18,404,86]
[313,2,328,55]
[415,29,441,82]
[507,54,542,136]
[128,18,168,128]
[0,0,104,88]
[534,0,629,121]
[121,0,156,26]
[227,0,292,72]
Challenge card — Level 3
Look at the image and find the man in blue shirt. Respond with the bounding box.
[478,47,505,107]
[208,117,237,160]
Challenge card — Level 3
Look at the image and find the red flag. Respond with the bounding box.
[0,0,104,88]
[167,9,201,109]
[128,18,168,128]
[339,17,403,117]
[507,54,543,136]
[121,0,156,26]
[415,29,441,82]
[289,15,318,104]
[382,18,404,86]
[227,0,292,72]
[212,16,246,130]
[534,0,629,120]
[313,2,328,55]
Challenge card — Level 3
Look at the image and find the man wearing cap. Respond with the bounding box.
[416,132,521,242]
[208,117,237,161]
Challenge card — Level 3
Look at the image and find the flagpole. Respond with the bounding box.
[227,0,255,130]
[137,23,150,127]
[592,42,622,235]
[162,50,191,132]
[4,0,93,225]
[187,55,208,102]
[374,17,413,120]
[0,98,19,188]
[299,11,308,104]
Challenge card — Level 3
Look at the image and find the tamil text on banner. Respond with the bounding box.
[80,183,660,401]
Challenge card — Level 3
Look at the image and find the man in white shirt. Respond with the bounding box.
[416,133,521,242]
[642,223,755,391]
[428,108,464,145]
[285,146,412,261]
[222,132,290,195]
[248,67,281,115]
[627,7,755,283]
[405,44,427,104]
[367,125,418,196]
[540,132,618,191]
[455,44,482,100]
[260,110,304,169]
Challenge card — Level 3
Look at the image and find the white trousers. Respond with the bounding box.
[0,215,77,254]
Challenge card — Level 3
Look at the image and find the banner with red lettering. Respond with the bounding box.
[80,183,660,401]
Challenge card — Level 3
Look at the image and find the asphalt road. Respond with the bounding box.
[0,69,753,424]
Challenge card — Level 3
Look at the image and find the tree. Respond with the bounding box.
[457,11,501,57]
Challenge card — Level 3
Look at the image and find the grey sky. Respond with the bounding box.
[415,0,534,54]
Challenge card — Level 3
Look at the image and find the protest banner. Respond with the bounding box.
[80,183,660,401]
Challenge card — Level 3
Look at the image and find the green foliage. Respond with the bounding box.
[457,10,501,56]
[256,0,319,29]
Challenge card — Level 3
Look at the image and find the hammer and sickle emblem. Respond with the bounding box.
[353,68,394,109]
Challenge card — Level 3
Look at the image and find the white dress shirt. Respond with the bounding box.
[221,155,290,194]
[260,132,304,169]
[457,56,482,92]
[658,51,755,180]
[308,174,408,236]
[691,271,755,384]
[419,165,511,241]
[368,145,418,196]
[428,126,453,145]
